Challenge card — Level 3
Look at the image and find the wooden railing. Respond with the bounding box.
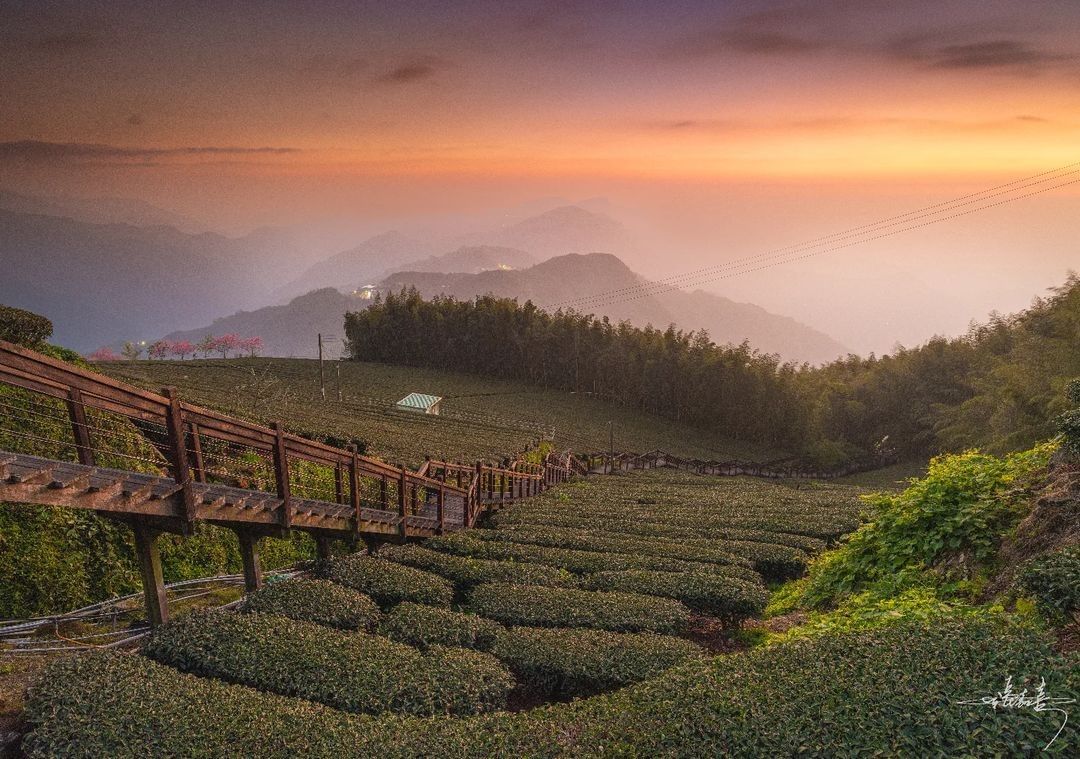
[0,339,577,625]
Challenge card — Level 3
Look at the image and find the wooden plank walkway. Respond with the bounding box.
[0,339,575,625]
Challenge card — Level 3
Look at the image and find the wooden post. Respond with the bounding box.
[474,460,483,521]
[315,534,332,561]
[348,446,361,535]
[235,530,263,592]
[162,388,196,524]
[271,422,292,530]
[133,525,168,627]
[499,472,506,501]
[65,387,94,466]
[189,423,206,483]
[398,466,408,539]
[334,464,345,504]
[486,466,494,501]
[437,482,445,534]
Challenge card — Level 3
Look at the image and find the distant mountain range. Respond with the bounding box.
[380,254,847,364]
[0,190,846,363]
[160,288,358,358]
[0,208,306,350]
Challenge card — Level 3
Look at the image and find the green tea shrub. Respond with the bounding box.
[378,602,503,650]
[240,578,381,630]
[490,626,702,697]
[580,569,767,620]
[319,554,453,608]
[426,534,753,576]
[468,583,691,634]
[1017,545,1080,619]
[460,526,752,569]
[378,544,575,590]
[143,609,512,716]
[27,618,1078,756]
[1057,378,1080,453]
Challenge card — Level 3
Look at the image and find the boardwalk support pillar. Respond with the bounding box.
[315,534,333,561]
[235,530,263,593]
[133,524,168,627]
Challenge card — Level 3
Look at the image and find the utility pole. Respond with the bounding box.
[336,363,342,402]
[318,333,326,401]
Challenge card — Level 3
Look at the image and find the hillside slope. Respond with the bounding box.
[380,253,847,364]
[100,357,783,466]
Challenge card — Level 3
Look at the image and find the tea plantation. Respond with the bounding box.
[101,358,782,466]
[20,464,1080,755]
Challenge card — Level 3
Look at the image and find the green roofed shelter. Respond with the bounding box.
[396,392,443,415]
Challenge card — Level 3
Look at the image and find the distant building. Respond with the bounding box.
[396,392,442,415]
[352,285,378,300]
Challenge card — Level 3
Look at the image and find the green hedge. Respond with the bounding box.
[462,526,753,569]
[319,553,453,608]
[143,609,512,716]
[378,544,575,590]
[378,602,503,651]
[580,569,768,620]
[26,618,1078,756]
[426,533,759,578]
[490,626,702,697]
[0,303,53,346]
[468,583,691,634]
[240,578,382,630]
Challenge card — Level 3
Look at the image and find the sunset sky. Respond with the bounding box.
[2,0,1079,353]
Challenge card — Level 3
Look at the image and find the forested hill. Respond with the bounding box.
[345,275,1080,465]
[379,253,847,365]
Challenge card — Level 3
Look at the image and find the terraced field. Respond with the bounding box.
[100,358,783,466]
[23,469,1077,756]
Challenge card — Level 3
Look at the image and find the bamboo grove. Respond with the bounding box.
[345,275,1080,464]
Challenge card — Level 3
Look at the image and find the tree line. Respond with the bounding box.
[88,334,264,362]
[344,275,1080,464]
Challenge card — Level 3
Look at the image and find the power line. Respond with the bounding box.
[543,161,1080,312]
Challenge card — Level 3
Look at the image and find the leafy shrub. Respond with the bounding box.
[580,570,767,620]
[1017,545,1080,619]
[379,602,502,651]
[0,303,53,346]
[143,609,512,716]
[427,533,756,577]
[803,444,1055,607]
[490,626,703,697]
[468,583,691,634]
[378,544,575,590]
[240,578,381,630]
[26,618,1079,756]
[319,553,453,608]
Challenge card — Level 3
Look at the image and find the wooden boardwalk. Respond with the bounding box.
[0,339,574,625]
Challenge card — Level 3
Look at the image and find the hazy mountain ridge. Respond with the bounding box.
[0,209,302,350]
[160,288,358,358]
[0,188,207,234]
[380,253,847,364]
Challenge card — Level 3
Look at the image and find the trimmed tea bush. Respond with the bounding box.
[1017,545,1080,619]
[463,526,752,568]
[378,544,575,590]
[240,578,381,630]
[144,609,512,715]
[379,602,502,651]
[427,533,759,578]
[490,626,703,696]
[319,553,453,607]
[26,618,1078,756]
[581,569,768,620]
[468,583,691,634]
